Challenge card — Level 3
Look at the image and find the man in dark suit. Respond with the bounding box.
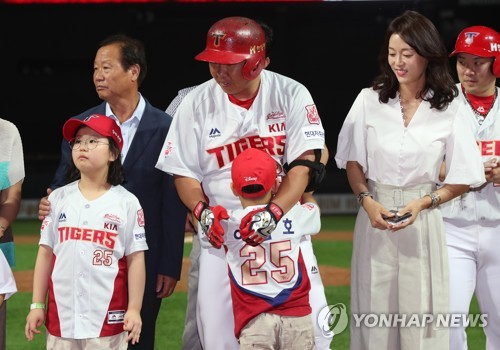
[39,34,186,350]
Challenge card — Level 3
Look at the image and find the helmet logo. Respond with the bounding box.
[491,42,500,52]
[464,32,479,45]
[249,43,266,55]
[211,31,226,47]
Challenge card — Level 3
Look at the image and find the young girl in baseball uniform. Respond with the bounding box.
[200,148,320,350]
[335,11,485,350]
[25,114,147,349]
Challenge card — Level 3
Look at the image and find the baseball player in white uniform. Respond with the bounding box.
[25,115,148,349]
[441,26,500,350]
[156,17,331,350]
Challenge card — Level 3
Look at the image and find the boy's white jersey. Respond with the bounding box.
[155,69,325,209]
[216,201,320,338]
[440,85,500,224]
[222,201,321,299]
[40,181,148,339]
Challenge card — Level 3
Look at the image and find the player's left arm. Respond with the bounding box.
[124,250,145,345]
[272,150,315,214]
[274,144,328,214]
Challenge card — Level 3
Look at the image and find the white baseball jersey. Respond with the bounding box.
[335,87,485,187]
[440,85,500,223]
[40,181,148,339]
[0,249,16,301]
[219,202,320,338]
[440,85,500,350]
[155,69,325,209]
[156,70,328,350]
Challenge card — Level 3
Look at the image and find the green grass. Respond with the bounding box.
[325,286,350,349]
[11,244,38,271]
[6,216,487,349]
[10,220,40,236]
[313,240,352,268]
[321,215,355,231]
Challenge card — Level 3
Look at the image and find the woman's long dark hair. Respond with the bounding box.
[66,136,125,186]
[371,10,457,110]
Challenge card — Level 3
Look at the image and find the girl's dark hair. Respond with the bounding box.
[67,136,125,186]
[371,10,458,110]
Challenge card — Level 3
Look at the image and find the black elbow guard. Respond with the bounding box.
[284,150,326,192]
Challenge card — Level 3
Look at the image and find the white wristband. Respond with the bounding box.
[30,302,46,310]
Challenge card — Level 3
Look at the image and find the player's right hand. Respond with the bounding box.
[38,188,52,221]
[193,201,213,236]
[206,205,229,249]
[25,309,45,341]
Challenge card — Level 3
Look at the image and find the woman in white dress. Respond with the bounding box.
[335,10,485,350]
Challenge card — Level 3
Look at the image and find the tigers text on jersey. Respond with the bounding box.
[221,201,321,338]
[39,181,148,339]
[155,69,325,209]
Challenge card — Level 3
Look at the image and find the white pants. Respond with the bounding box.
[197,236,332,350]
[351,182,449,350]
[300,236,334,350]
[446,221,500,350]
[182,235,203,350]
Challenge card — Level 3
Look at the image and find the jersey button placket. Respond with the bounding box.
[80,204,90,254]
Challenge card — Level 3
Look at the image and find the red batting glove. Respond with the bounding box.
[206,205,229,249]
[239,203,283,246]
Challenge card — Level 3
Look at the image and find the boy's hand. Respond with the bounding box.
[123,309,142,345]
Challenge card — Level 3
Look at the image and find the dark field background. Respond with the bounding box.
[1,0,498,198]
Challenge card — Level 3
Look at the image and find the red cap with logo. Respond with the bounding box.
[62,114,123,151]
[231,148,277,198]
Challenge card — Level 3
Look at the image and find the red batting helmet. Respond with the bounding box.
[195,17,266,81]
[450,25,500,77]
